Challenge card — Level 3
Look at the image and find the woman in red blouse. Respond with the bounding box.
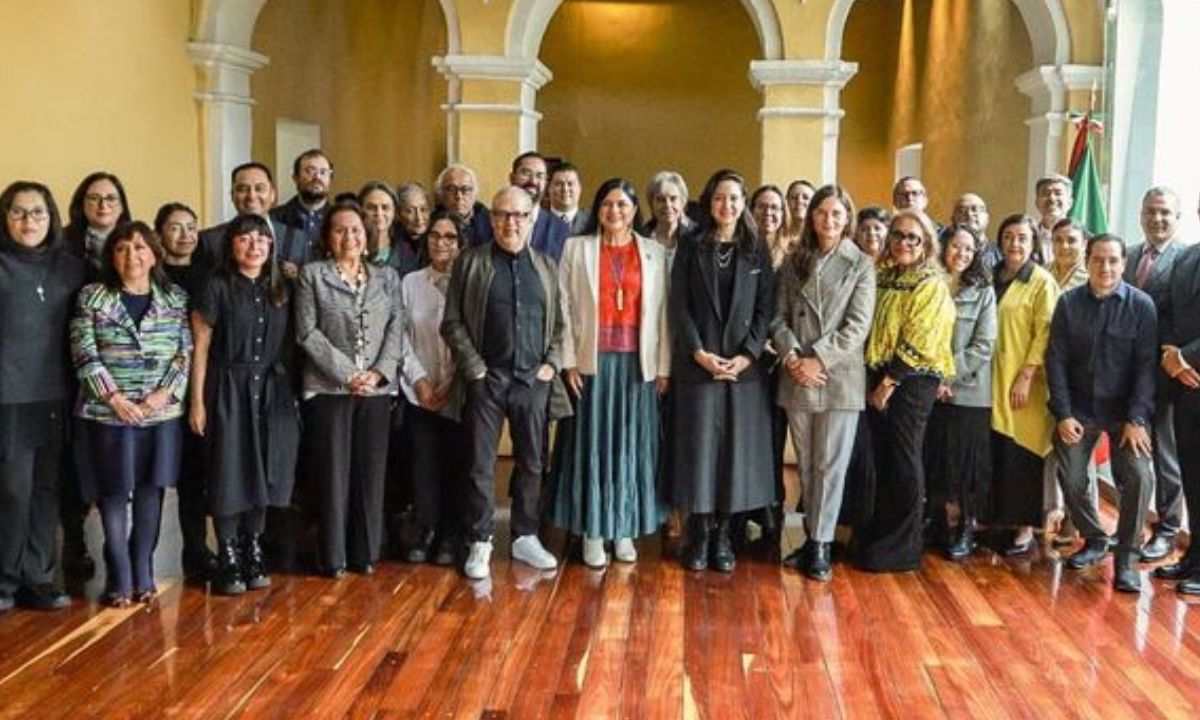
[547,178,672,568]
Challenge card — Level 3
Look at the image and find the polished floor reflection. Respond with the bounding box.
[2,495,1199,718]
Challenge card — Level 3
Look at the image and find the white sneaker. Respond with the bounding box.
[464,540,493,580]
[582,537,608,568]
[613,538,637,563]
[511,534,558,570]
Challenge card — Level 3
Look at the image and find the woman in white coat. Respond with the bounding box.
[546,178,671,568]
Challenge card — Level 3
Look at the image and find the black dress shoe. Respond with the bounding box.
[0,594,13,612]
[17,584,70,611]
[403,527,435,564]
[1003,535,1035,557]
[1112,553,1141,593]
[1066,538,1109,570]
[349,562,375,576]
[946,522,976,561]
[709,517,736,573]
[806,542,832,582]
[1153,559,1199,580]
[1139,532,1177,562]
[431,536,459,567]
[321,566,346,580]
[781,547,808,570]
[1177,573,1200,595]
[681,515,711,571]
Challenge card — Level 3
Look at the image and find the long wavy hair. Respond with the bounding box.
[64,172,132,252]
[939,224,991,288]
[696,168,759,259]
[788,184,856,284]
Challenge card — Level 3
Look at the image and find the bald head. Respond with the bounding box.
[953,193,989,236]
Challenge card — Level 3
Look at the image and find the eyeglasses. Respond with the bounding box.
[491,210,530,224]
[234,234,272,247]
[85,193,121,206]
[443,185,475,197]
[428,232,460,245]
[889,231,924,246]
[300,166,332,179]
[7,207,49,222]
[514,168,547,181]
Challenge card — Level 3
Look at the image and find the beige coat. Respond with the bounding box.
[558,232,671,381]
[771,239,876,412]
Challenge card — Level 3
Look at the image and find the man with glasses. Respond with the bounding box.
[199,161,287,270]
[435,164,491,247]
[441,186,565,580]
[271,148,333,279]
[953,193,999,270]
[893,176,942,232]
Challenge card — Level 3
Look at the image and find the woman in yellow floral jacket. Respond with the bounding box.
[855,209,956,572]
[989,214,1059,555]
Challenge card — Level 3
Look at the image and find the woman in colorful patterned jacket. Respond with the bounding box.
[71,221,191,607]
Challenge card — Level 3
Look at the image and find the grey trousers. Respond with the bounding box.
[1054,421,1152,554]
[786,409,859,543]
[1149,400,1183,532]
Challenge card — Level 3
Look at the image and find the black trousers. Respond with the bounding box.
[463,372,549,541]
[1175,391,1200,562]
[856,374,939,572]
[177,426,210,560]
[305,394,391,570]
[0,436,63,595]
[403,405,465,536]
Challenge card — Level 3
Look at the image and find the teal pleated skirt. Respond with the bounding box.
[546,352,664,539]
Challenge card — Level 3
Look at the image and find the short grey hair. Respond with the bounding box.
[646,170,689,206]
[396,181,429,207]
[435,163,478,192]
[1035,174,1073,195]
[1142,185,1180,212]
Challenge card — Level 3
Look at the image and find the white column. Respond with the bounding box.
[187,41,269,225]
[1014,64,1104,214]
[748,59,858,184]
[431,54,552,162]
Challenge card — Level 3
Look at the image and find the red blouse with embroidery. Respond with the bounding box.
[598,241,641,352]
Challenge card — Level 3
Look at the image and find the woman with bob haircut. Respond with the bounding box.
[644,171,695,269]
[854,209,956,572]
[190,214,300,595]
[71,221,191,606]
[668,169,775,573]
[547,178,671,568]
[0,181,87,612]
[295,201,403,577]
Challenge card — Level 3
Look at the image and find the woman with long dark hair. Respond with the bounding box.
[669,169,775,573]
[0,182,86,612]
[71,222,190,606]
[547,178,671,568]
[64,172,132,278]
[189,214,300,595]
[772,185,876,580]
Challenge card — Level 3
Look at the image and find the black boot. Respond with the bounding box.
[709,516,736,573]
[805,542,832,581]
[681,514,711,571]
[946,520,976,561]
[241,534,270,591]
[215,539,246,596]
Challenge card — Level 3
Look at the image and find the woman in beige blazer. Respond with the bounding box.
[546,178,671,568]
[771,185,876,581]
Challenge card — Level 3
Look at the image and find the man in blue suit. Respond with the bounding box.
[473,152,570,263]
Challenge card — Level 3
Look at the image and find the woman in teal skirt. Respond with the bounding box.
[547,177,671,568]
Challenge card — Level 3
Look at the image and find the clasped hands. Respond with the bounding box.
[108,387,172,425]
[694,349,752,382]
[783,352,828,388]
[1162,345,1200,389]
[347,369,384,396]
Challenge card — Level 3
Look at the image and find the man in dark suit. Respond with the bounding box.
[1123,187,1187,561]
[471,152,570,263]
[1156,202,1200,594]
[548,162,589,236]
[198,161,288,269]
[270,148,333,279]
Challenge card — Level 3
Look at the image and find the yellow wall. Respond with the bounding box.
[537,0,762,202]
[251,0,448,193]
[838,0,1032,221]
[0,0,200,219]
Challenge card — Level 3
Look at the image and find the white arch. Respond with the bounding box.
[507,0,783,60]
[825,0,1070,65]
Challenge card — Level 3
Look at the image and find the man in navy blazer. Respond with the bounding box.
[548,162,590,236]
[197,161,289,270]
[471,152,570,263]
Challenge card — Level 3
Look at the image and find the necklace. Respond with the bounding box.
[716,242,735,269]
[605,241,631,312]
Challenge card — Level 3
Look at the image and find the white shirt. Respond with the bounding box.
[398,266,458,419]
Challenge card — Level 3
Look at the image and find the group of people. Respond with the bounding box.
[2,147,1199,614]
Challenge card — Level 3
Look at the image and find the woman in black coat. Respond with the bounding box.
[669,169,776,573]
[189,214,300,595]
[0,181,87,612]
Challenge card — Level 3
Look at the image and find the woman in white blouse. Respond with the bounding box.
[397,211,466,565]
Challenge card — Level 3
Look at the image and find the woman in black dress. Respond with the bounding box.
[669,169,776,573]
[0,181,87,612]
[189,214,300,595]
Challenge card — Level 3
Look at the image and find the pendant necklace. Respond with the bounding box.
[607,242,627,312]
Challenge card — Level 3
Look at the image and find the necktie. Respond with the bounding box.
[1134,247,1158,288]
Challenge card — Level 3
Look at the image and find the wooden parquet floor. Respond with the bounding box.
[3,516,1200,719]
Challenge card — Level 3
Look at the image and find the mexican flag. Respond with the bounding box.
[1067,112,1108,235]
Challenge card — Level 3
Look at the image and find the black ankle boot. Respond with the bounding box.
[946,520,976,561]
[681,514,711,571]
[709,516,736,573]
[241,534,270,590]
[215,539,247,596]
[806,542,832,582]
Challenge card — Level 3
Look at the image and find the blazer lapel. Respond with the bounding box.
[583,234,599,302]
[1148,241,1181,288]
[724,248,750,347]
[99,289,139,337]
